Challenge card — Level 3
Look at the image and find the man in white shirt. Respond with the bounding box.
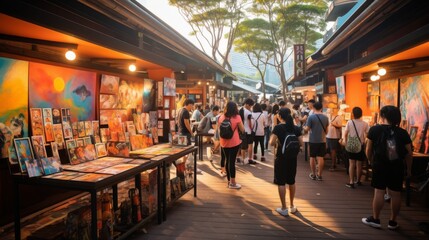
[238,98,256,164]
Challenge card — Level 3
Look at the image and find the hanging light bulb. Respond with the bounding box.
[128,64,136,72]
[65,50,76,61]
[377,67,387,76]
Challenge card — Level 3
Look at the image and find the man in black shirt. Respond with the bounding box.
[177,99,195,145]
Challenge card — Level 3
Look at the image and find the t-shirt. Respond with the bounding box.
[252,112,266,136]
[240,107,253,134]
[197,111,214,133]
[345,119,369,144]
[272,124,302,156]
[178,107,191,135]
[218,114,242,148]
[191,109,202,122]
[305,113,329,143]
[367,124,412,162]
[326,115,343,139]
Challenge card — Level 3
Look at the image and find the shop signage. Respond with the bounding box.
[294,44,305,78]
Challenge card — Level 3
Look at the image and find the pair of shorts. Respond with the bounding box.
[347,147,366,161]
[371,161,404,192]
[309,142,326,157]
[326,138,340,151]
[241,133,254,150]
[274,156,297,185]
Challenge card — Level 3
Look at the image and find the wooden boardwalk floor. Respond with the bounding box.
[131,146,429,240]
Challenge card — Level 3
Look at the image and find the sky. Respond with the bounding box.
[138,0,203,51]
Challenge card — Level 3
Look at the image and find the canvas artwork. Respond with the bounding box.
[100,109,128,125]
[52,108,61,124]
[40,157,62,175]
[368,95,380,112]
[117,79,144,110]
[0,57,29,159]
[149,111,157,128]
[177,135,188,146]
[164,98,170,109]
[400,75,429,153]
[62,112,73,139]
[84,121,93,136]
[164,110,169,119]
[380,79,398,107]
[322,94,338,110]
[130,135,144,151]
[100,94,118,109]
[76,138,84,147]
[30,108,45,137]
[51,142,60,158]
[83,137,92,146]
[368,82,380,96]
[66,139,77,149]
[25,159,44,177]
[100,128,110,143]
[31,135,47,159]
[95,143,108,158]
[163,77,176,96]
[77,121,86,137]
[118,132,126,142]
[100,74,120,94]
[52,124,65,149]
[42,108,55,142]
[335,76,345,102]
[92,121,100,137]
[143,78,156,113]
[14,137,34,173]
[29,62,96,122]
[157,81,163,107]
[107,142,130,157]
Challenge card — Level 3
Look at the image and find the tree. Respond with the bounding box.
[252,0,327,99]
[169,0,248,71]
[234,18,274,100]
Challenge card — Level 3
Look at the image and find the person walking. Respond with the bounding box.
[238,98,256,164]
[326,107,343,171]
[270,108,303,216]
[262,103,272,152]
[219,101,245,189]
[252,103,267,161]
[304,102,329,181]
[362,105,412,230]
[344,107,369,188]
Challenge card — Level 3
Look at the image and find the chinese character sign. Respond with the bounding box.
[294,44,305,78]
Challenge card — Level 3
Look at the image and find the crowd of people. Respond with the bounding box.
[176,97,413,230]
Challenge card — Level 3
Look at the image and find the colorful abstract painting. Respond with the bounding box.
[100,74,119,94]
[380,79,398,108]
[0,57,29,158]
[29,62,96,122]
[400,75,429,152]
[117,78,144,109]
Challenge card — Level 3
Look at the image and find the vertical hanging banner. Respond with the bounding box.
[294,44,305,78]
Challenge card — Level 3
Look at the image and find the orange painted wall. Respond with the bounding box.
[147,69,174,81]
[345,73,371,116]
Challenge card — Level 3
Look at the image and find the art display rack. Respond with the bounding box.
[12,145,198,240]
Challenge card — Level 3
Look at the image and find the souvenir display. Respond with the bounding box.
[106,142,130,157]
[14,137,34,173]
[71,122,79,139]
[30,108,45,136]
[84,121,93,136]
[95,143,108,158]
[66,139,77,149]
[78,121,86,138]
[52,124,65,149]
[51,142,60,159]
[25,159,44,177]
[40,157,62,175]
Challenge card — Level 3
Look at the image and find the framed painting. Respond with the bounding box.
[100,94,118,109]
[100,74,119,94]
[95,143,107,158]
[40,157,62,175]
[51,142,60,159]
[30,108,45,137]
[163,77,176,97]
[76,138,85,147]
[52,124,65,149]
[380,79,398,107]
[25,159,44,177]
[99,109,128,125]
[92,121,100,137]
[66,139,77,149]
[77,121,86,137]
[31,135,47,159]
[43,108,55,142]
[117,79,144,109]
[368,95,380,112]
[0,57,29,159]
[164,98,170,109]
[14,137,34,173]
[29,62,96,122]
[84,121,93,136]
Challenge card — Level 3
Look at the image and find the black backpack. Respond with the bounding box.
[219,116,236,139]
[374,126,403,162]
[281,133,300,156]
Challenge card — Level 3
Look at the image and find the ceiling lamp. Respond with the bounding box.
[65,50,76,61]
[377,67,386,76]
[370,75,378,81]
[128,64,136,72]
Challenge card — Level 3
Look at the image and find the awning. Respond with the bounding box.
[232,81,262,94]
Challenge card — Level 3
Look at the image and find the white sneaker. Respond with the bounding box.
[243,158,249,165]
[289,206,297,214]
[275,208,288,216]
[228,183,241,189]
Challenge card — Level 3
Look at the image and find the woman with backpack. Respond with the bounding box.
[252,103,267,161]
[362,105,412,230]
[344,107,369,188]
[218,101,245,189]
[269,108,303,216]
